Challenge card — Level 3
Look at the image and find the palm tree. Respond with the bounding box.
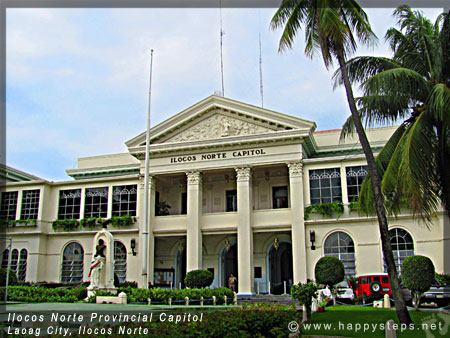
[271,0,412,324]
[336,6,450,224]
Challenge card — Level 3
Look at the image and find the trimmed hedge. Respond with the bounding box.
[75,303,298,338]
[2,286,87,303]
[114,287,233,304]
[2,285,233,305]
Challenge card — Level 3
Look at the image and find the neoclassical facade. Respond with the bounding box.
[1,95,449,296]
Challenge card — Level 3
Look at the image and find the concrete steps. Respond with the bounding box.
[238,294,295,306]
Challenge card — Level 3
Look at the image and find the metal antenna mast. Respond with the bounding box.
[258,9,264,107]
[219,0,225,96]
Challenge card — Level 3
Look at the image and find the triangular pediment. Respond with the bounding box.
[125,95,316,149]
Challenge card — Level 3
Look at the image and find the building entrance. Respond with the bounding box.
[175,245,186,288]
[222,244,238,291]
[269,242,293,294]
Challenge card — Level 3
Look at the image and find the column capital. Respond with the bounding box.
[287,162,303,178]
[186,171,202,185]
[139,174,155,189]
[235,167,252,182]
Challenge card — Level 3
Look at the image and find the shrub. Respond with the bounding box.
[184,270,214,288]
[0,268,18,286]
[402,255,435,310]
[315,256,344,305]
[291,281,317,322]
[436,273,450,285]
[315,256,344,287]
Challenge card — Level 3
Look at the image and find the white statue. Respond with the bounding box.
[89,239,106,287]
[87,227,117,297]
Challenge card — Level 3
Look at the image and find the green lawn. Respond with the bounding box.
[301,306,449,338]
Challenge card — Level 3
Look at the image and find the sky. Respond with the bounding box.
[6,5,444,181]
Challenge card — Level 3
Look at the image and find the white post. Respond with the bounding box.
[200,297,204,306]
[179,282,181,290]
[212,296,216,305]
[268,282,271,295]
[185,297,189,306]
[284,281,287,294]
[257,282,260,295]
[224,295,227,305]
[170,281,172,289]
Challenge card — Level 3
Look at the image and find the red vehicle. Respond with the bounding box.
[354,273,391,299]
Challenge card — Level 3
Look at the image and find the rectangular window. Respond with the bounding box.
[361,277,367,284]
[382,277,389,284]
[181,192,187,215]
[58,189,81,219]
[112,185,137,216]
[20,189,40,220]
[0,191,18,220]
[309,168,342,204]
[254,266,262,279]
[272,186,288,209]
[84,187,108,218]
[346,166,368,202]
[226,190,237,212]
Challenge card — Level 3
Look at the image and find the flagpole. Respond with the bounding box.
[142,49,154,288]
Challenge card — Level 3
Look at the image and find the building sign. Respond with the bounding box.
[170,148,267,164]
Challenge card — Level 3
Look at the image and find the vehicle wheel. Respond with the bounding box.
[370,281,381,294]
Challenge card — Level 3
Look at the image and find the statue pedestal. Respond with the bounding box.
[87,287,118,298]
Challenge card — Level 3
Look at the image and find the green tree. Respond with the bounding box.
[184,269,214,289]
[291,281,317,322]
[271,0,412,324]
[336,6,450,225]
[314,256,344,305]
[401,256,435,310]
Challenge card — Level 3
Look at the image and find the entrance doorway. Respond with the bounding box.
[175,244,186,288]
[222,243,238,291]
[269,242,293,294]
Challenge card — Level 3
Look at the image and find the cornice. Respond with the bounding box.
[129,129,309,159]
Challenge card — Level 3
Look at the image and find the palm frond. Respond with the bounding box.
[362,68,430,103]
[332,56,400,89]
[359,123,408,216]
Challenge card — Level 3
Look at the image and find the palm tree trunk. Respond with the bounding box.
[335,47,412,325]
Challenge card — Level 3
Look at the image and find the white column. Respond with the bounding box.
[236,167,254,296]
[186,171,203,272]
[288,162,307,284]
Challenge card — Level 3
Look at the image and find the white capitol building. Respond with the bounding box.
[1,95,448,297]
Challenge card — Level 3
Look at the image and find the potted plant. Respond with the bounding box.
[318,300,328,312]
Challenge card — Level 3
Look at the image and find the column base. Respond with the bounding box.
[237,292,255,299]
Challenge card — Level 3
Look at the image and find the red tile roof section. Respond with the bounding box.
[313,129,342,134]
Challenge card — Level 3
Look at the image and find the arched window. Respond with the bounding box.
[18,249,28,282]
[1,249,9,269]
[10,249,19,274]
[385,228,414,274]
[324,231,355,277]
[114,241,127,283]
[61,242,84,283]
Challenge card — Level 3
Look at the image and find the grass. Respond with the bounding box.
[301,305,450,338]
